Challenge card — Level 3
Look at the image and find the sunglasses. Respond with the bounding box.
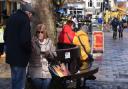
[36,31,44,34]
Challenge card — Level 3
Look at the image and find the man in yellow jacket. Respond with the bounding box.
[73,29,91,70]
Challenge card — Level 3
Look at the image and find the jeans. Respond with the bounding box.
[31,78,51,89]
[10,66,27,89]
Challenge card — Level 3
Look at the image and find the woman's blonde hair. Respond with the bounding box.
[36,23,48,38]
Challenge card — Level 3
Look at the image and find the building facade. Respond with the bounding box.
[63,0,112,17]
[63,0,85,18]
[84,0,103,15]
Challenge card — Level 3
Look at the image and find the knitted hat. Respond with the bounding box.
[20,3,34,14]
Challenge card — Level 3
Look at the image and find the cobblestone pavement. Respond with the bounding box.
[86,28,128,89]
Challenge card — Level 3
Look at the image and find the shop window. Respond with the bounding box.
[74,11,76,14]
[70,11,73,14]
[77,11,82,15]
[88,0,93,7]
[97,2,101,7]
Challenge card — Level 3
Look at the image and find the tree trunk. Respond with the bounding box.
[31,0,57,44]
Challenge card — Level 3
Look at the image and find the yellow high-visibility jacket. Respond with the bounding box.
[0,26,4,43]
[73,30,91,61]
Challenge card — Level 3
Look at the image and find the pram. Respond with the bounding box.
[49,43,99,89]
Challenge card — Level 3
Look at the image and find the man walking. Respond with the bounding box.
[4,2,33,89]
[111,17,119,39]
[118,20,123,38]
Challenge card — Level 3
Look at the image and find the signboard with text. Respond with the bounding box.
[92,31,104,53]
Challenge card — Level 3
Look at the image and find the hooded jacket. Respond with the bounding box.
[58,24,75,44]
[73,30,91,61]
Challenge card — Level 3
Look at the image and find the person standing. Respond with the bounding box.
[58,20,75,44]
[118,20,123,38]
[4,2,33,89]
[73,27,91,70]
[72,16,78,31]
[98,17,103,29]
[110,17,119,39]
[28,24,56,89]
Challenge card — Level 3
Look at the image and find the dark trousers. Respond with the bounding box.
[119,31,123,38]
[113,27,117,39]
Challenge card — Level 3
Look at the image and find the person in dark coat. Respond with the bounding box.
[4,2,33,89]
[110,17,119,39]
[118,20,123,38]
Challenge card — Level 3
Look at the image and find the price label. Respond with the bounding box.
[65,52,70,59]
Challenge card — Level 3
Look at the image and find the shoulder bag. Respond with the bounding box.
[77,36,94,63]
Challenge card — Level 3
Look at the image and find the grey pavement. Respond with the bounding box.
[86,28,128,89]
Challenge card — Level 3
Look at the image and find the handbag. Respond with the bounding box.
[49,62,70,77]
[77,36,94,63]
[46,51,70,77]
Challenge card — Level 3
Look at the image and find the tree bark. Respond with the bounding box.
[31,0,57,44]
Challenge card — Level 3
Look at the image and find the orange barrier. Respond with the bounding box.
[92,31,104,53]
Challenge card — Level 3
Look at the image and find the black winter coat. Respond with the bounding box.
[4,10,32,67]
